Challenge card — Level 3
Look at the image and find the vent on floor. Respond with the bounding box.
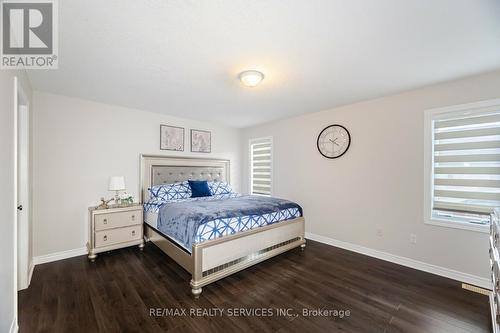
[462,283,490,295]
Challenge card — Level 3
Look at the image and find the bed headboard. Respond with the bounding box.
[140,155,230,203]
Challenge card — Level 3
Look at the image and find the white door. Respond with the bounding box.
[17,102,30,290]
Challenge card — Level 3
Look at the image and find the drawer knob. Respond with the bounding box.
[131,215,135,220]
[103,235,107,241]
[132,230,136,236]
[103,218,108,224]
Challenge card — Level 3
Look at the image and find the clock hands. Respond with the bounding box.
[329,138,339,146]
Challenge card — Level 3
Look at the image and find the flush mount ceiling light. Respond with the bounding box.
[239,70,264,87]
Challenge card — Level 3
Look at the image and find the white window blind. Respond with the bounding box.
[250,137,272,196]
[432,109,500,223]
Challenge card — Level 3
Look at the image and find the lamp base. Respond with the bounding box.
[114,191,121,205]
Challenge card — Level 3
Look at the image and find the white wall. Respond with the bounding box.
[242,70,500,281]
[33,92,242,257]
[0,71,32,332]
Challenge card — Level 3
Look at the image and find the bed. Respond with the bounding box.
[140,155,306,296]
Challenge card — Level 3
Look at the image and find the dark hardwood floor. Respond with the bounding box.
[19,240,491,333]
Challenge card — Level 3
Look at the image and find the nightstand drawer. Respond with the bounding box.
[95,210,142,231]
[95,225,142,248]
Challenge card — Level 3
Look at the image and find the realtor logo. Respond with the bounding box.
[1,0,58,69]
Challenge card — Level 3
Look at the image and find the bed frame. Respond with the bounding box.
[140,155,306,296]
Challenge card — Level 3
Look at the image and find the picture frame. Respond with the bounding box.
[160,125,184,151]
[190,129,211,153]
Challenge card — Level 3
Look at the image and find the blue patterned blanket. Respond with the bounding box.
[157,195,303,251]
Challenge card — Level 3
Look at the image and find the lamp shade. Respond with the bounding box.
[108,176,125,191]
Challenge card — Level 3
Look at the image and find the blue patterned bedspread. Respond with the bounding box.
[151,194,302,252]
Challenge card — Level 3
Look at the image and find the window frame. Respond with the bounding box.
[423,98,500,233]
[249,136,273,196]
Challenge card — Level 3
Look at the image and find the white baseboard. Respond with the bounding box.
[9,316,18,333]
[17,260,35,291]
[28,261,34,285]
[305,232,491,290]
[33,247,87,265]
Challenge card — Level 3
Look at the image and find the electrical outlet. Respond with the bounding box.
[377,229,383,237]
[410,234,417,244]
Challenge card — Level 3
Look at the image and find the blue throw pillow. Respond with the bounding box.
[188,180,212,198]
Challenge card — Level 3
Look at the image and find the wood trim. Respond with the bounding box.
[33,247,87,265]
[9,316,18,333]
[27,262,34,287]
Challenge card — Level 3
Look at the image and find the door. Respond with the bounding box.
[17,92,30,290]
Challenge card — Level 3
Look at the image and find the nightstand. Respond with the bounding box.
[87,204,144,261]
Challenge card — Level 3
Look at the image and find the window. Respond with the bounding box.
[424,99,500,232]
[250,137,273,196]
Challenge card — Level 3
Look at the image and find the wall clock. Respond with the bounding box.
[317,124,351,159]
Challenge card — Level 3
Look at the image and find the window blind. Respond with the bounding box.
[433,111,500,218]
[250,138,272,196]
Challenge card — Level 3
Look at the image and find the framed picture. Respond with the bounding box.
[160,125,184,151]
[191,129,211,153]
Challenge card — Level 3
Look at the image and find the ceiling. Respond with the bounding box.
[28,0,500,128]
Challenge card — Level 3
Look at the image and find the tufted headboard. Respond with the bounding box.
[140,155,230,203]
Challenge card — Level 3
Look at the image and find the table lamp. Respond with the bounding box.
[109,176,125,204]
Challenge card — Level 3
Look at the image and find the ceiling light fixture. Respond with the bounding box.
[239,70,264,87]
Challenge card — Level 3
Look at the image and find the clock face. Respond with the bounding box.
[317,125,351,159]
